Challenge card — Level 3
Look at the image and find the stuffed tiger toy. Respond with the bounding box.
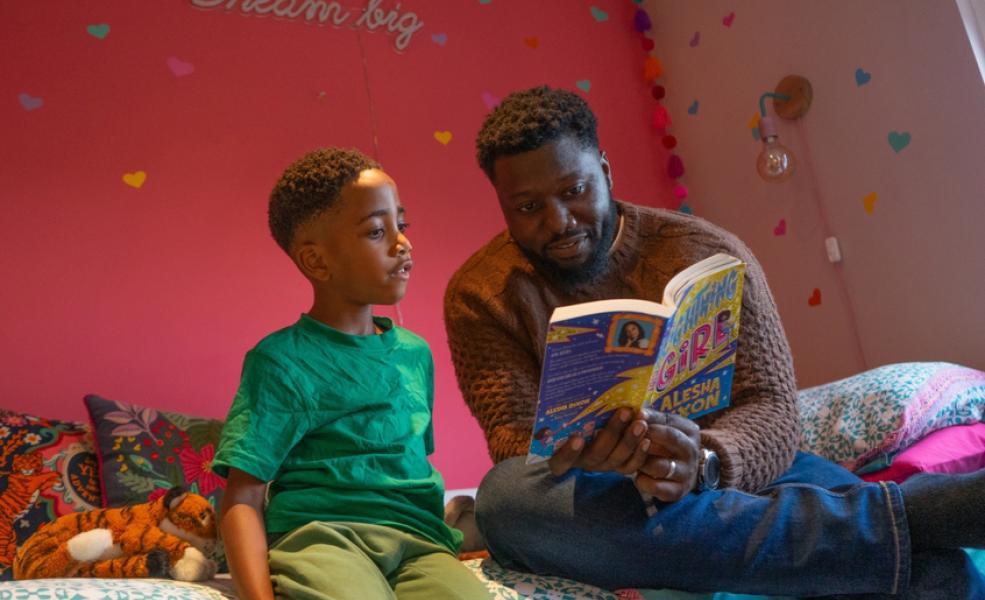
[13,486,217,581]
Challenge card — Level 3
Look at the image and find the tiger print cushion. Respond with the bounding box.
[0,410,100,581]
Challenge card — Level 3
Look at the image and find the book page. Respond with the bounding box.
[662,253,741,308]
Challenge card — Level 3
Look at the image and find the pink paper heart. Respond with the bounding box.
[167,56,195,77]
[481,91,500,110]
[773,219,786,236]
[722,12,735,27]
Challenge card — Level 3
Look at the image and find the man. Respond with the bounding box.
[444,86,985,597]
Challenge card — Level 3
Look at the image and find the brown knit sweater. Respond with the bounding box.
[444,202,800,492]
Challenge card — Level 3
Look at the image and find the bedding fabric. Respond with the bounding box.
[798,362,985,471]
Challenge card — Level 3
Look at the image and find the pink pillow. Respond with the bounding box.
[860,423,985,483]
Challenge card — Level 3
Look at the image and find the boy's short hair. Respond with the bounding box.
[475,85,599,180]
[268,147,381,253]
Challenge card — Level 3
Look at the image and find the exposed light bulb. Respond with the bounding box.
[756,116,795,183]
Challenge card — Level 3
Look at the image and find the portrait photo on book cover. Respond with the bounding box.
[606,314,662,356]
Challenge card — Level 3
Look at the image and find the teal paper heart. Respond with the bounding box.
[591,6,609,22]
[888,131,911,153]
[576,80,591,92]
[87,23,110,39]
[855,68,871,86]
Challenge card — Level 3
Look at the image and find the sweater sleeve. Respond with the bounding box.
[444,277,540,464]
[695,235,801,492]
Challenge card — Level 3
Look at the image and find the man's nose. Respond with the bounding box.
[544,201,573,235]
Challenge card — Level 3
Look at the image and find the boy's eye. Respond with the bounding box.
[368,228,385,240]
[397,222,410,233]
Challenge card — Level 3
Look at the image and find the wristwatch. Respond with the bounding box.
[696,448,721,491]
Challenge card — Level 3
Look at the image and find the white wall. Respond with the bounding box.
[644,0,985,386]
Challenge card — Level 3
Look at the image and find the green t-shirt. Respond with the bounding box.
[213,314,462,553]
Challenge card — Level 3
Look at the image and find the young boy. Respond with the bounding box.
[213,148,490,600]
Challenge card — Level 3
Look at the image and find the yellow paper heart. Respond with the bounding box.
[863,192,877,214]
[748,113,761,129]
[123,170,147,189]
[433,131,452,145]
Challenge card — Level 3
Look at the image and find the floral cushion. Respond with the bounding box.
[83,394,227,570]
[0,410,100,580]
[0,577,231,599]
[798,362,985,471]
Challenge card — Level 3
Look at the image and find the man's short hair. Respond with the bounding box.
[268,147,380,253]
[475,85,599,180]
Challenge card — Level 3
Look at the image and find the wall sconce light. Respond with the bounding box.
[756,75,812,183]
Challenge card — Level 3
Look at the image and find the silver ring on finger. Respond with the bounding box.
[665,459,677,480]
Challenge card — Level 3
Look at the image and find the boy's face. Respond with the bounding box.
[491,134,616,284]
[295,169,412,306]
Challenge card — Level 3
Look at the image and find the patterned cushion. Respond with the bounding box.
[83,394,227,570]
[0,410,100,580]
[798,362,985,471]
[0,577,231,599]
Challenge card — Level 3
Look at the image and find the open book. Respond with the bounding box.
[527,253,746,463]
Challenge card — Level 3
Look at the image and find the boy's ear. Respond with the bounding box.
[294,242,333,282]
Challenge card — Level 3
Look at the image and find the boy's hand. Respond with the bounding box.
[548,408,650,476]
[633,410,701,503]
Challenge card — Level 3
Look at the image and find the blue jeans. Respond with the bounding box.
[475,452,985,598]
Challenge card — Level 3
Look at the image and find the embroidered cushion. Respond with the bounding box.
[798,362,985,471]
[0,410,100,580]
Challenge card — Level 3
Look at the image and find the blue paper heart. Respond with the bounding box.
[576,80,591,92]
[431,33,447,45]
[888,131,911,153]
[688,100,699,115]
[679,203,693,214]
[590,6,609,22]
[18,92,43,111]
[86,23,110,39]
[855,67,871,86]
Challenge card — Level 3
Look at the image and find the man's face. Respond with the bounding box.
[491,135,616,285]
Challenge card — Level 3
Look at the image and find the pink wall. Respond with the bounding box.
[642,0,985,387]
[1,1,673,488]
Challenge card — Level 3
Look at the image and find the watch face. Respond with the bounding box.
[704,452,721,489]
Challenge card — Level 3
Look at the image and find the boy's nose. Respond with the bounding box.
[396,233,412,254]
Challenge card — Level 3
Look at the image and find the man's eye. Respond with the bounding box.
[564,183,586,198]
[517,202,538,213]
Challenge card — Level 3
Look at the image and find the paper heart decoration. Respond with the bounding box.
[722,12,735,27]
[641,38,654,51]
[689,31,700,47]
[481,91,500,110]
[433,130,452,145]
[431,33,447,46]
[644,56,663,81]
[523,36,539,49]
[808,288,822,307]
[687,100,699,115]
[673,185,688,200]
[87,23,110,39]
[888,131,911,153]
[855,68,871,86]
[651,85,665,100]
[18,92,43,111]
[166,56,195,77]
[679,204,693,214]
[632,8,651,32]
[863,192,878,214]
[661,135,677,149]
[576,80,591,92]
[478,0,491,4]
[773,219,786,236]
[667,155,684,179]
[122,171,147,189]
[652,106,671,129]
[590,6,609,22]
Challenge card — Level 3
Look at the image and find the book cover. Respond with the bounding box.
[527,255,745,464]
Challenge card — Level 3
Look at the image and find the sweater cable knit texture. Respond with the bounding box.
[444,202,800,491]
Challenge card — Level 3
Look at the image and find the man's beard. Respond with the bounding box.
[519,200,619,288]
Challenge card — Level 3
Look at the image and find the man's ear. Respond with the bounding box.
[600,150,614,190]
[294,242,332,282]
